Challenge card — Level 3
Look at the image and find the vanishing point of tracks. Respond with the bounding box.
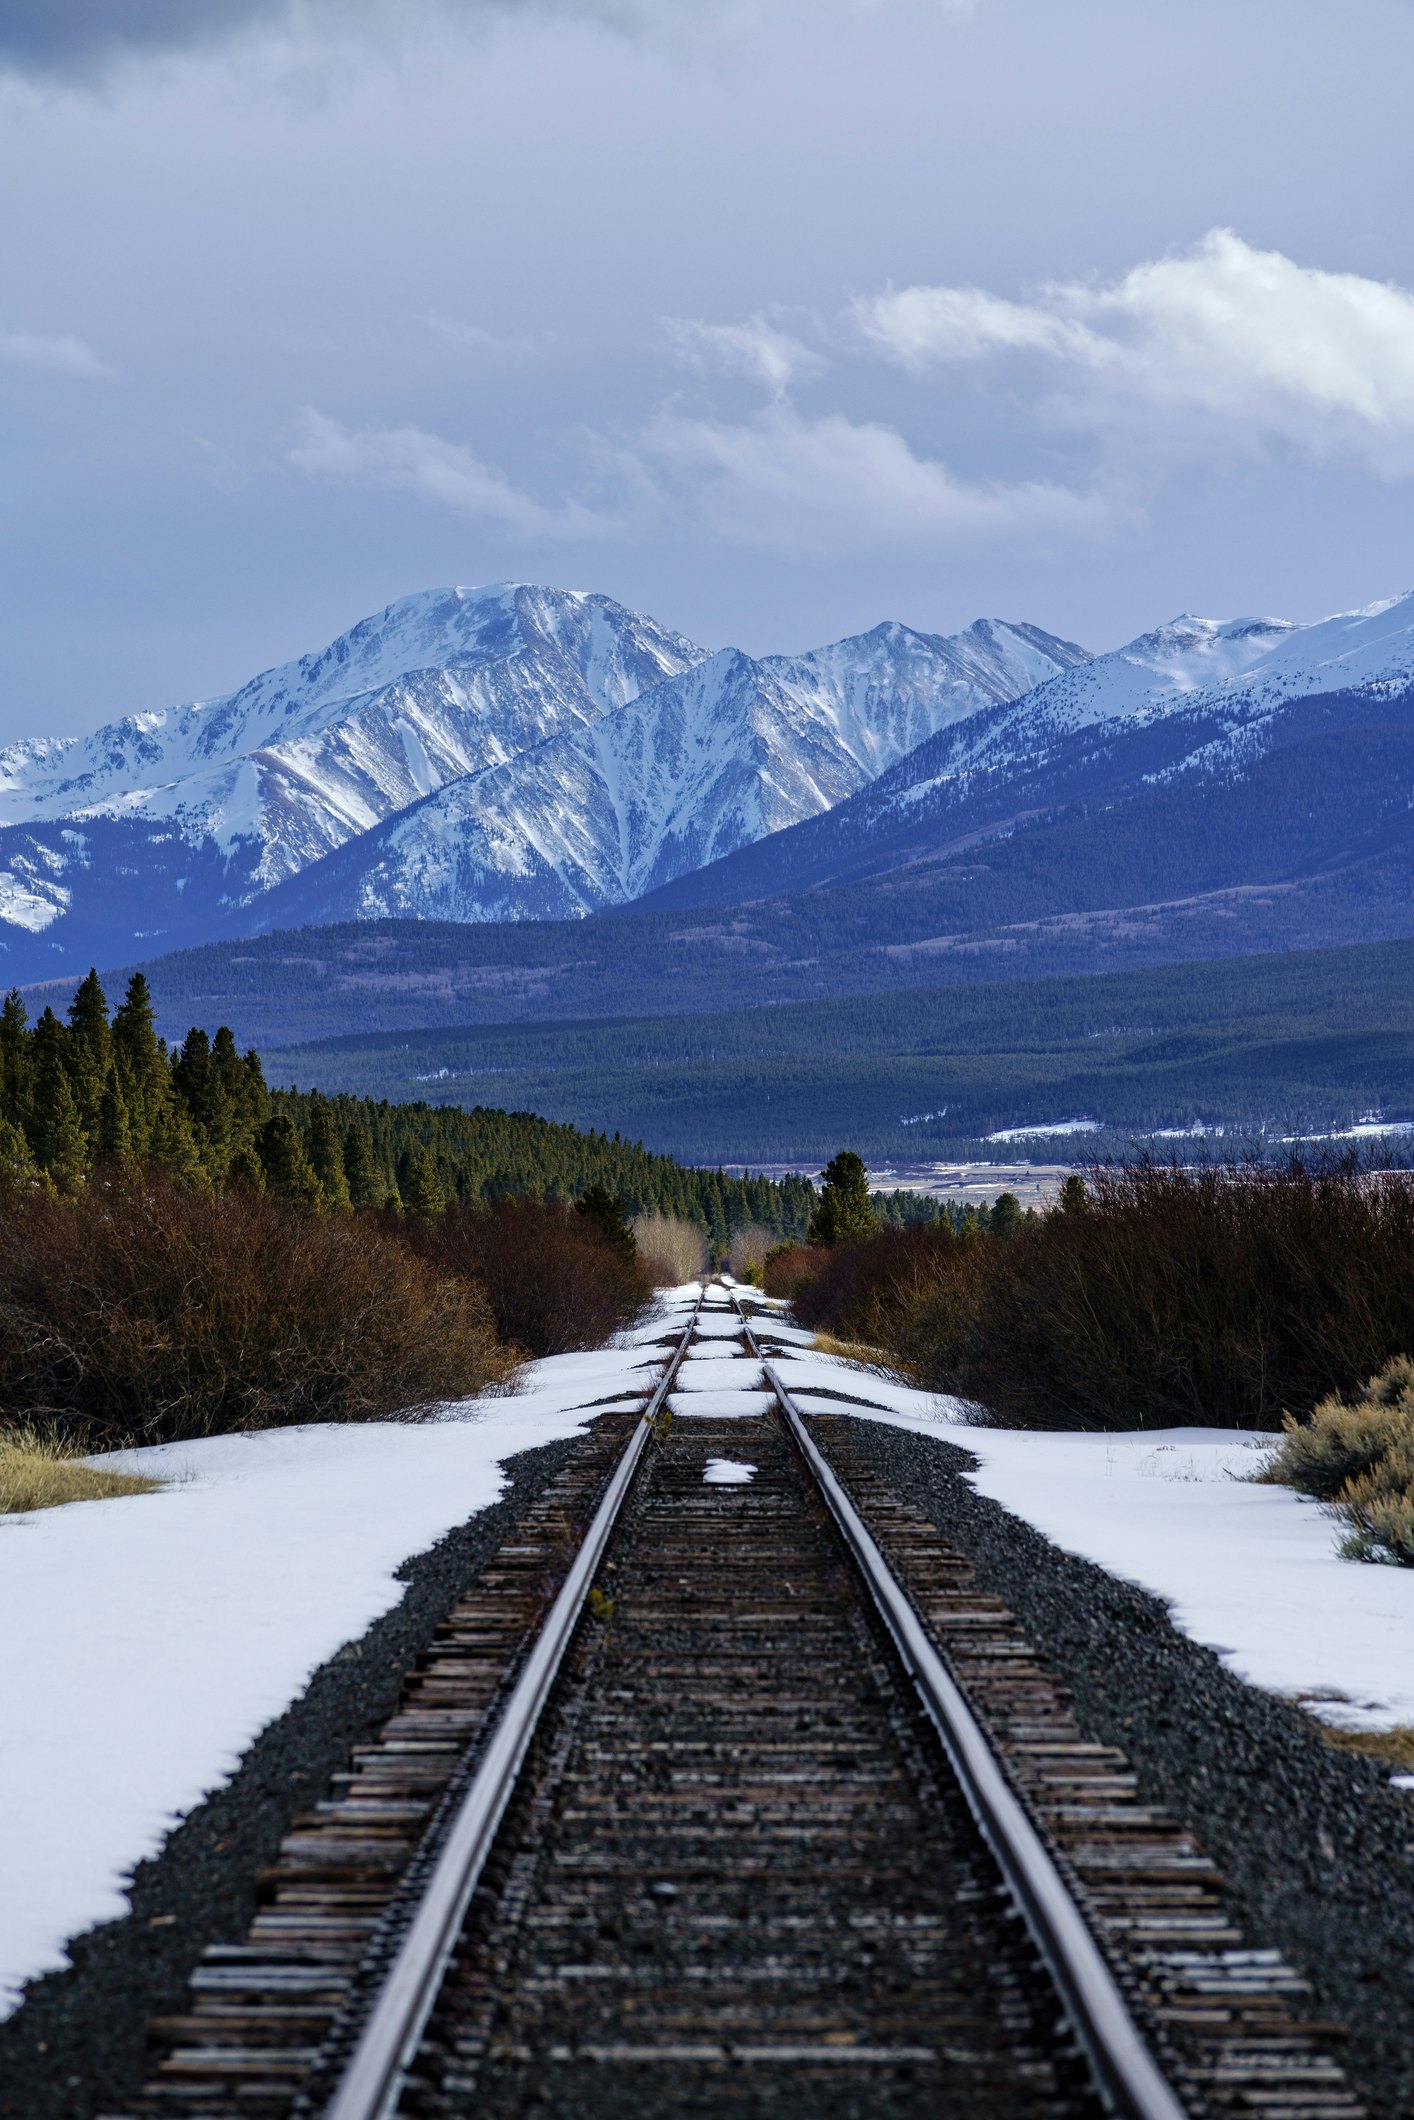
[117,1286,1364,2120]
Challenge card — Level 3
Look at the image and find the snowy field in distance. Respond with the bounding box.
[0,1286,697,2019]
[760,1337,1414,1741]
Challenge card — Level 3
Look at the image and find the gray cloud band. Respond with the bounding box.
[0,0,294,68]
[0,0,689,75]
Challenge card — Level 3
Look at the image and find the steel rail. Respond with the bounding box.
[321,1289,705,2120]
[732,1290,1190,2120]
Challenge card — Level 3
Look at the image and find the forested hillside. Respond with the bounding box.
[261,938,1414,1162]
[0,971,815,1245]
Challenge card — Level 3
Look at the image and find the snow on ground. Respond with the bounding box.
[0,1295,694,2018]
[760,1332,1414,1745]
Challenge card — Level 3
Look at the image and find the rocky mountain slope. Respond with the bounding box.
[642,592,1414,910]
[0,586,1087,975]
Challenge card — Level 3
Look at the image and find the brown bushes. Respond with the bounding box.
[763,1242,821,1299]
[791,1223,988,1386]
[964,1160,1414,1432]
[790,1160,1414,1433]
[0,1175,514,1450]
[401,1196,650,1357]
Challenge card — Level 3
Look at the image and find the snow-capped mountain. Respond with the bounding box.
[255,618,1090,928]
[645,590,1414,910]
[11,574,1411,983]
[0,584,704,894]
[0,589,1087,969]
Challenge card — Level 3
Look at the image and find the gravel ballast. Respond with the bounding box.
[842,1416,1414,2120]
[0,1433,581,2120]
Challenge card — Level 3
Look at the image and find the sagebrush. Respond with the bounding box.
[1266,1357,1414,1564]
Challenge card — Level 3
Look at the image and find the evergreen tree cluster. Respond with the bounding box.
[273,1082,816,1238]
[0,971,271,1195]
[0,971,817,1241]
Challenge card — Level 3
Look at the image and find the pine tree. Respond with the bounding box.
[403,1145,445,1219]
[0,1114,35,1189]
[1058,1174,1088,1216]
[226,1142,265,1192]
[988,1190,1023,1237]
[0,989,29,1132]
[342,1123,383,1210]
[66,967,112,1126]
[149,1092,208,1185]
[307,1097,352,1213]
[112,973,168,1155]
[576,1184,634,1258]
[94,1065,135,1169]
[256,1113,323,1208]
[32,1040,88,1192]
[807,1151,876,1246]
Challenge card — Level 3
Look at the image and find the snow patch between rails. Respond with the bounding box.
[703,1459,757,1486]
[669,1390,773,1419]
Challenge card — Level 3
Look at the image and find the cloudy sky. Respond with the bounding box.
[2,0,1412,738]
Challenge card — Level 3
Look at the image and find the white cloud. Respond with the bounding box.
[286,409,611,538]
[422,312,547,357]
[855,230,1414,468]
[663,314,825,395]
[635,402,1112,553]
[0,327,113,379]
[855,284,1102,368]
[286,398,1110,559]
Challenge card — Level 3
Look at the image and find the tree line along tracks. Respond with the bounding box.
[110,1286,1363,2120]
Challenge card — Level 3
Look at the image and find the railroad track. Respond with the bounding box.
[115,1283,1362,2120]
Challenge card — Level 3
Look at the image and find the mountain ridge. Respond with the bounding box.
[0,584,1089,975]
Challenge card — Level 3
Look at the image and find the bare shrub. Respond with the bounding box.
[0,1176,514,1449]
[763,1242,822,1299]
[725,1223,774,1284]
[961,1159,1414,1431]
[0,1426,163,1514]
[792,1223,987,1389]
[632,1210,707,1287]
[782,1160,1414,1433]
[405,1196,651,1357]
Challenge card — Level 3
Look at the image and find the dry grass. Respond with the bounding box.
[812,1332,893,1368]
[1319,1723,1414,1774]
[0,1427,162,1515]
[633,1211,708,1287]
